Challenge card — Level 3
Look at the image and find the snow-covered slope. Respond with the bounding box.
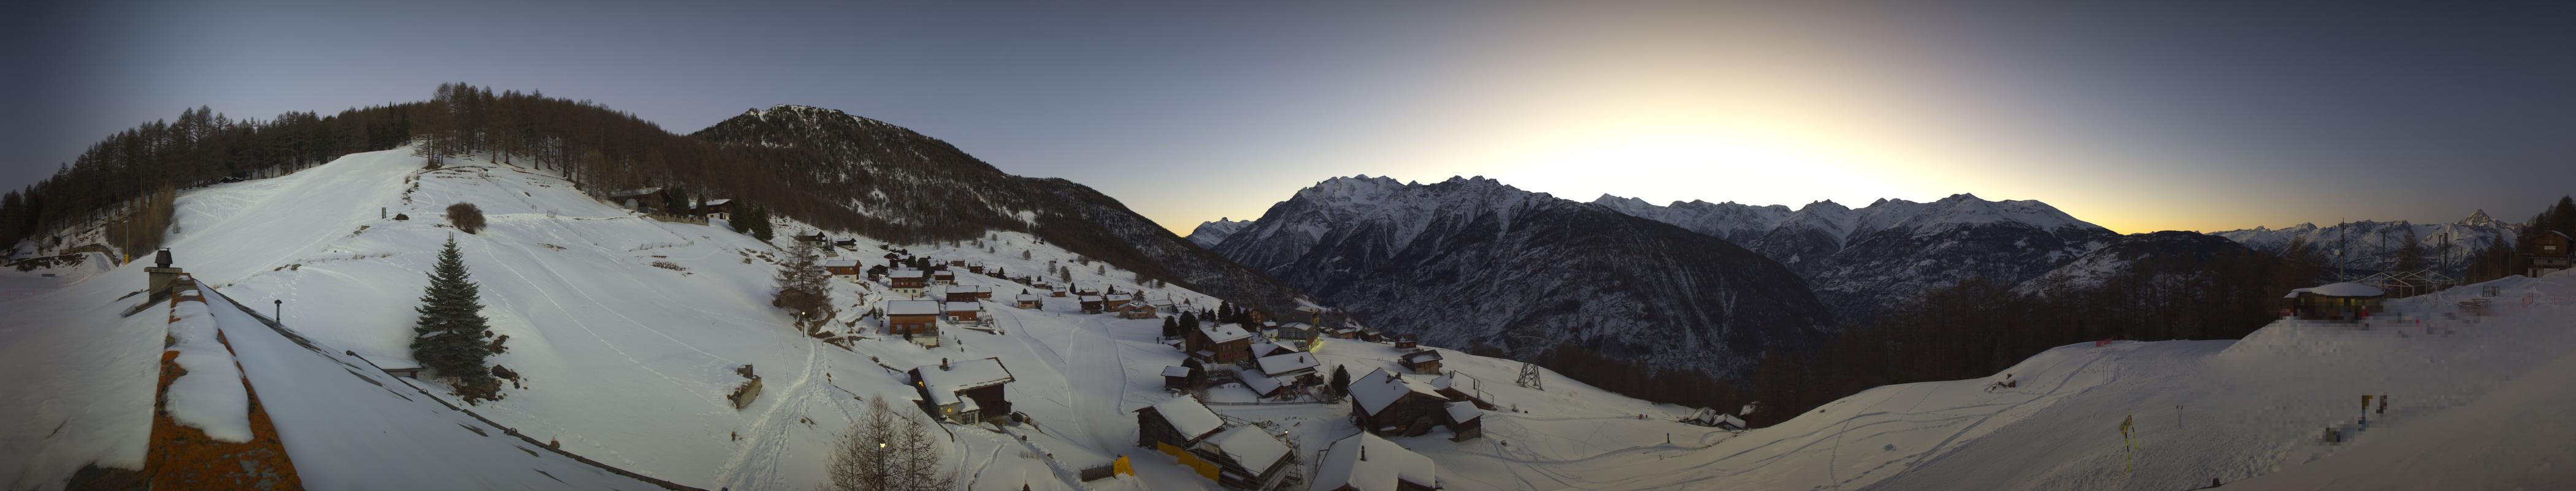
[1211,176,1833,378]
[2212,212,2518,276]
[6,149,1751,491]
[1607,271,2576,490]
[1185,218,1252,248]
[1597,193,2117,321]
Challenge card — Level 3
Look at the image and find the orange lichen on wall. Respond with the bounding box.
[143,281,302,490]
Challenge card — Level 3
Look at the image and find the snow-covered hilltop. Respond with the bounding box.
[1630,269,2576,490]
[2211,211,2519,276]
[1208,175,1833,379]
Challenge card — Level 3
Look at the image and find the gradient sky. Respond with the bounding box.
[8,1,2573,234]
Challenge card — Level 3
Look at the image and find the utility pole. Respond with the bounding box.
[274,300,283,322]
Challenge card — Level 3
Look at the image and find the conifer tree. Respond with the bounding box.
[411,236,497,392]
[1162,316,1180,339]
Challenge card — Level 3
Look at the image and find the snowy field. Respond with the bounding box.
[11,147,2566,490]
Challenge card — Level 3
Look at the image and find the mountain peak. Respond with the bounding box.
[2460,209,2498,226]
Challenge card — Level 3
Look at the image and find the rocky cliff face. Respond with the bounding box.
[1213,176,1834,377]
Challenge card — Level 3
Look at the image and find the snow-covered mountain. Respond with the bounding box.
[692,104,1308,312]
[2210,211,2519,276]
[1184,218,1251,248]
[1209,176,1834,378]
[2012,230,2263,297]
[1597,193,2118,321]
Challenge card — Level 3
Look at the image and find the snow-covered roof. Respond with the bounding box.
[1251,341,1304,355]
[606,187,661,197]
[886,300,941,315]
[913,358,1014,400]
[1162,365,1194,377]
[1257,352,1319,377]
[1446,401,1481,423]
[1309,432,1436,491]
[1200,323,1254,344]
[1015,294,1041,302]
[1141,395,1225,441]
[943,301,982,312]
[1105,293,1133,301]
[1205,425,1292,472]
[1079,295,1104,301]
[2301,282,2386,298]
[702,198,731,206]
[1349,368,1445,416]
[1241,372,1282,395]
[888,269,925,279]
[820,258,859,268]
[1400,350,1443,363]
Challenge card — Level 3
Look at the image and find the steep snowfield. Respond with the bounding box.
[1609,270,2576,490]
[7,149,1735,490]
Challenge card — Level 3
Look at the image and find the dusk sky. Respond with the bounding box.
[9,1,2572,234]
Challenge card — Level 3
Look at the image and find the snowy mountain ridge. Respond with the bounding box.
[2210,212,2518,276]
[1184,218,1251,248]
[1209,175,1834,379]
[1592,191,2117,321]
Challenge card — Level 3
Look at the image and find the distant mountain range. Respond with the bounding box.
[2209,211,2519,276]
[1589,193,2120,322]
[1200,176,1834,378]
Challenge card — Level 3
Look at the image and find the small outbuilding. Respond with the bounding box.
[1398,350,1444,374]
[1162,365,1198,390]
[2283,282,2386,321]
[821,258,862,276]
[1079,295,1106,314]
[1016,293,1043,309]
[2529,231,2573,278]
[1348,368,1455,438]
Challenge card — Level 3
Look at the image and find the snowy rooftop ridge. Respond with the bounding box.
[1309,432,1436,491]
[1141,395,1225,442]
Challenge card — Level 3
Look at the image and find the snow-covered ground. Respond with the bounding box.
[22,146,2562,490]
[1599,270,2576,490]
[2,149,1728,490]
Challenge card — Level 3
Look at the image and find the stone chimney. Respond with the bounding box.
[145,248,185,293]
[940,358,951,370]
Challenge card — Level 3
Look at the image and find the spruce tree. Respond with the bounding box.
[411,236,496,389]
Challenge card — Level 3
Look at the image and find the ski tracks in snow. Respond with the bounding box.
[716,339,827,490]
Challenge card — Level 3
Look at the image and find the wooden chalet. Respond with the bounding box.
[699,198,735,216]
[2529,231,2572,278]
[1249,341,1303,359]
[887,269,927,297]
[1443,401,1484,442]
[1270,322,1316,342]
[1103,293,1134,311]
[2283,282,2386,321]
[1118,301,1160,320]
[1255,352,1319,381]
[1398,350,1444,374]
[1393,335,1418,349]
[1015,293,1043,309]
[886,300,942,346]
[1184,323,1256,365]
[944,301,986,325]
[1348,368,1455,438]
[820,258,861,276]
[911,357,1014,424]
[1311,433,1438,491]
[1079,295,1106,314]
[1197,425,1294,489]
[931,270,957,285]
[1051,287,1069,298]
[1135,395,1225,450]
[967,261,986,274]
[943,285,991,303]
